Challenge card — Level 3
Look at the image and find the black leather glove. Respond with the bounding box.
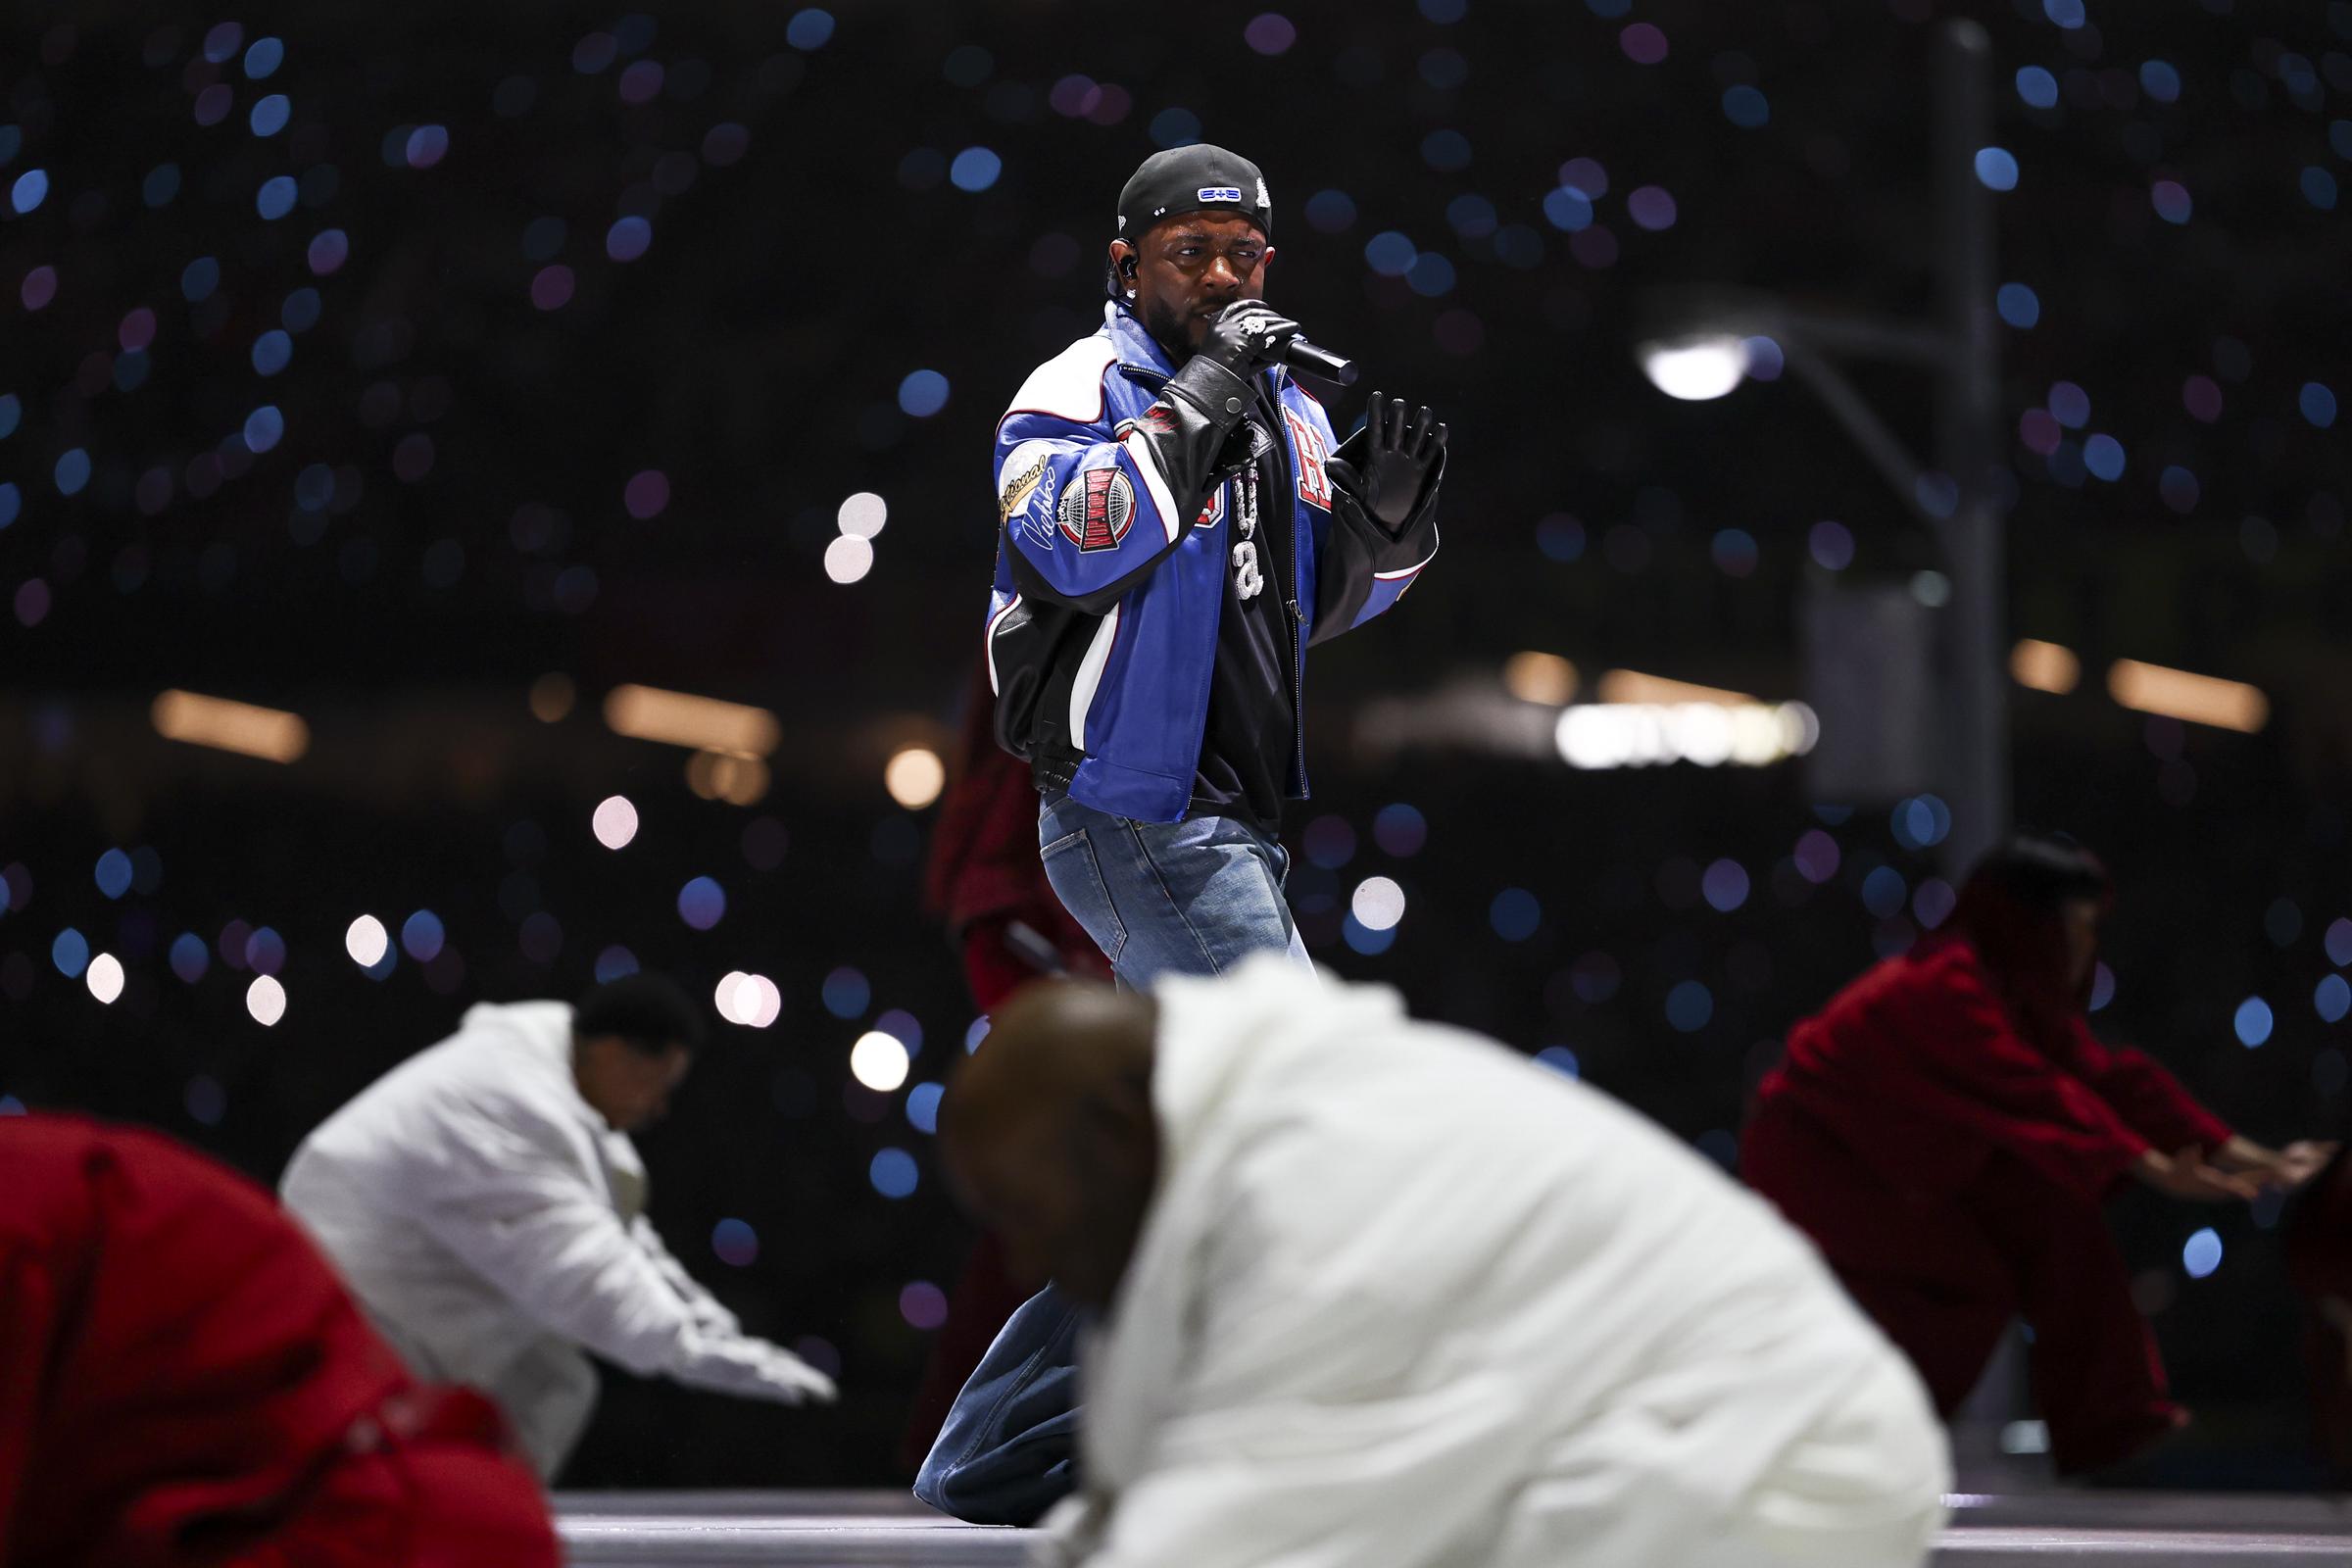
[1328,392,1447,529]
[1163,300,1302,429]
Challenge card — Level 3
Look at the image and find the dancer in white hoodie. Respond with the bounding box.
[941,958,1949,1568]
[281,975,835,1478]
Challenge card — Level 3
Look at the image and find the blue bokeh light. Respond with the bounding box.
[1722,85,1769,127]
[950,147,1002,192]
[898,369,950,417]
[1490,888,1541,942]
[823,965,871,1019]
[2316,974,2351,1024]
[53,927,90,978]
[94,849,133,899]
[870,1147,919,1199]
[2234,997,2274,1048]
[787,9,835,49]
[1665,980,1714,1033]
[711,1217,760,1266]
[401,908,445,961]
[677,875,726,929]
[252,329,293,376]
[2182,1227,2223,1279]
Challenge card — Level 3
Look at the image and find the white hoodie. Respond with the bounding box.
[280,1001,831,1476]
[1044,958,1948,1568]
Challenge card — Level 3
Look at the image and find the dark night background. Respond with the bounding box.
[3,0,2349,1486]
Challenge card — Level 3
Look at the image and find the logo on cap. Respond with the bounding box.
[1197,185,1244,204]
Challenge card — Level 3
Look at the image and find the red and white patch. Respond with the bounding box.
[1284,408,1332,511]
[1195,481,1227,529]
[1057,467,1136,552]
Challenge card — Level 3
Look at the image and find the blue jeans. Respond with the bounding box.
[912,795,1311,1523]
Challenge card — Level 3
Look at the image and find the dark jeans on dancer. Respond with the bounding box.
[912,794,1311,1523]
[1742,1096,2180,1475]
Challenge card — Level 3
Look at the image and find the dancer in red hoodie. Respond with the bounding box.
[1743,836,2329,1475]
[0,1114,558,1568]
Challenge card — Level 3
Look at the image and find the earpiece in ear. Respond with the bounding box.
[1120,257,1139,278]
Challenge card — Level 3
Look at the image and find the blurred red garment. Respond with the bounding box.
[922,663,1106,998]
[0,1114,558,1568]
[1744,924,2230,1476]
[902,668,1108,1471]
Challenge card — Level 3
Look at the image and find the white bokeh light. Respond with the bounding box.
[345,914,389,967]
[593,794,640,850]
[851,1030,911,1092]
[740,974,781,1029]
[1638,335,1751,401]
[824,534,875,584]
[247,973,287,1026]
[1351,876,1407,932]
[885,747,946,808]
[715,970,751,1023]
[86,952,124,1004]
[715,970,781,1029]
[837,491,889,538]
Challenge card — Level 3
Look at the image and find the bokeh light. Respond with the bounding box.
[851,1031,911,1092]
[870,1147,919,1199]
[345,914,389,966]
[593,795,640,849]
[1350,875,1405,931]
[885,747,946,808]
[677,875,727,929]
[247,974,287,1027]
[84,953,124,1004]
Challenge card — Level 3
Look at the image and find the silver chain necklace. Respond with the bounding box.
[1231,460,1264,602]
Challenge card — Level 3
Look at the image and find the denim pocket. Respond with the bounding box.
[1039,827,1126,964]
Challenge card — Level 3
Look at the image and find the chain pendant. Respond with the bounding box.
[1232,464,1263,600]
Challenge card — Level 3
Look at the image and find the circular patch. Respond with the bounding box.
[1057,466,1136,552]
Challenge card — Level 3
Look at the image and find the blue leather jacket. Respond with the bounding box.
[985,302,1443,823]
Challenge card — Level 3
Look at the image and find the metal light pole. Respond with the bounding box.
[1635,19,2007,875]
[1932,20,2009,875]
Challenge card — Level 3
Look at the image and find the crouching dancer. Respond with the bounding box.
[941,959,1950,1568]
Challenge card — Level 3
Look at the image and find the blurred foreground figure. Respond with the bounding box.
[1744,836,2329,1475]
[0,1115,558,1567]
[942,960,1949,1568]
[282,975,835,1480]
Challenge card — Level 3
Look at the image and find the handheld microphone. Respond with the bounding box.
[1282,337,1359,386]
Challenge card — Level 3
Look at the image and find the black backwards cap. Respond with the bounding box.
[1116,144,1271,243]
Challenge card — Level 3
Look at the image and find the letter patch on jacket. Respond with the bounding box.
[1284,408,1332,512]
[999,455,1049,525]
[1057,467,1135,552]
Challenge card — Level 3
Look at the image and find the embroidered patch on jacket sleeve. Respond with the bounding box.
[1056,467,1136,552]
[1283,408,1333,512]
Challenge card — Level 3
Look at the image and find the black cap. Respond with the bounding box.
[1116,144,1271,244]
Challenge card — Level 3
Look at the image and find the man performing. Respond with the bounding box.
[926,140,1449,1522]
[281,975,836,1480]
[1,1113,558,1566]
[1742,836,2331,1475]
[939,961,1950,1568]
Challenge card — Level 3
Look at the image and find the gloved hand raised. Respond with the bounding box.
[1328,392,1447,530]
[1164,300,1303,427]
[671,1327,840,1405]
